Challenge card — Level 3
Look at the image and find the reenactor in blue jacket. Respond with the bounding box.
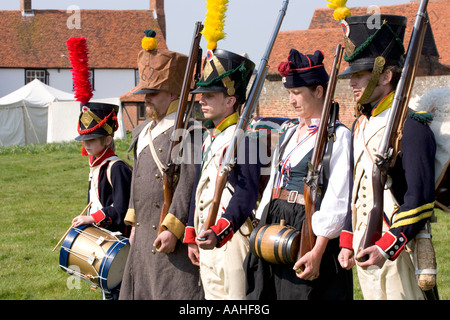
[336,12,436,300]
[184,49,261,299]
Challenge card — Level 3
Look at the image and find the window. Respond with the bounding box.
[135,69,140,86]
[138,102,146,121]
[25,69,48,84]
[89,69,95,91]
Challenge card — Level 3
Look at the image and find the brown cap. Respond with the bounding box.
[136,48,188,95]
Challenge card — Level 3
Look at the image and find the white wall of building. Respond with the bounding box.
[47,69,73,93]
[0,69,24,97]
[92,69,137,99]
[0,68,137,99]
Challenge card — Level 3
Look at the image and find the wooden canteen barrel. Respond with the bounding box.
[249,219,300,264]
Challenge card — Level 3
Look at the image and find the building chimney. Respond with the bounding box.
[150,0,166,40]
[20,0,34,16]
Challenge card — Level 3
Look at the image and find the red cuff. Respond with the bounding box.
[375,231,407,261]
[339,230,354,250]
[210,218,234,248]
[90,210,105,224]
[184,226,197,244]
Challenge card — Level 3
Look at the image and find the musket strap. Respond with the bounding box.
[322,102,340,193]
[148,126,167,175]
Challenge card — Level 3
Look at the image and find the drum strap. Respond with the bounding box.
[106,158,121,187]
[90,156,119,214]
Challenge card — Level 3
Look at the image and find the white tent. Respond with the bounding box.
[0,79,74,146]
[0,79,126,146]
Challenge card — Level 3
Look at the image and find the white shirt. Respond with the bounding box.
[256,120,352,239]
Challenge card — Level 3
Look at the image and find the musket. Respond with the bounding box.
[297,44,344,261]
[158,21,204,234]
[198,0,290,236]
[356,0,429,261]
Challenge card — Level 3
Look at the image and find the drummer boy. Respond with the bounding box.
[71,102,132,299]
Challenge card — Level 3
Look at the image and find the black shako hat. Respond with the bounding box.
[191,49,255,104]
[75,102,119,141]
[278,49,329,88]
[339,14,407,76]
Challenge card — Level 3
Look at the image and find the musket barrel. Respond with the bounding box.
[297,44,343,260]
[201,0,290,232]
[166,21,204,166]
[158,21,203,234]
[221,0,289,170]
[378,0,429,163]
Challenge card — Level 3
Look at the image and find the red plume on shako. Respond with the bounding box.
[66,37,119,155]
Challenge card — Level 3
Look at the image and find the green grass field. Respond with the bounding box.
[0,136,448,300]
[0,137,132,300]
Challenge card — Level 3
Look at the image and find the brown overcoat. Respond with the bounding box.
[119,114,204,300]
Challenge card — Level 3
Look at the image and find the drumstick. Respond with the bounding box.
[52,201,92,252]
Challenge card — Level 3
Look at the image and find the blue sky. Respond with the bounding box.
[1,0,410,63]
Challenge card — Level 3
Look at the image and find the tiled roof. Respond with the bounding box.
[269,0,450,75]
[120,85,145,102]
[269,29,346,75]
[0,10,166,69]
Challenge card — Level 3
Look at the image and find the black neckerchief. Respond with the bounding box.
[359,103,375,119]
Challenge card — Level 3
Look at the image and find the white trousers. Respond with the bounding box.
[199,231,249,300]
[354,229,425,300]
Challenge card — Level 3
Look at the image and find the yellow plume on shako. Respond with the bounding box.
[142,29,157,51]
[202,0,229,50]
[327,0,352,21]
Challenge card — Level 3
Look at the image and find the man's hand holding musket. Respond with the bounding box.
[196,167,228,249]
